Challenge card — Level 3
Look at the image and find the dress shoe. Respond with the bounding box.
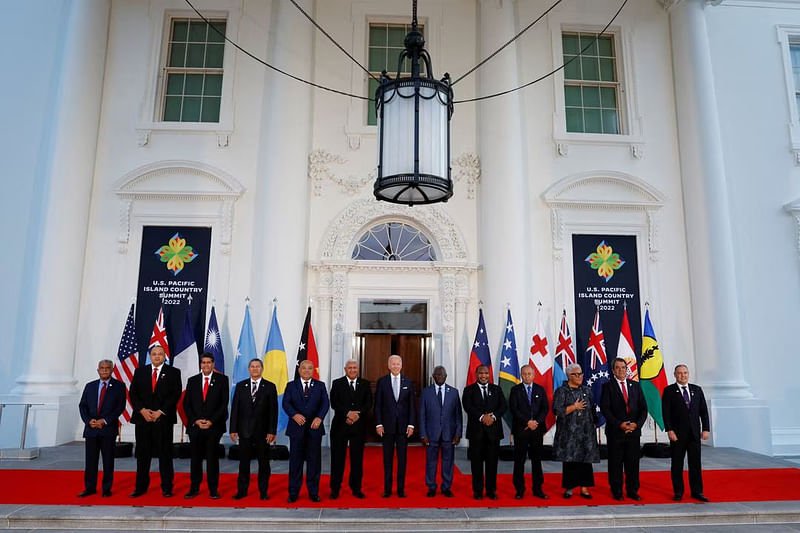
[442,489,454,498]
[129,490,146,498]
[691,493,709,502]
[209,492,221,499]
[562,490,572,499]
[162,490,174,498]
[102,490,112,498]
[672,493,683,501]
[330,490,339,500]
[628,493,642,501]
[77,490,96,498]
[287,494,298,503]
[487,492,498,500]
[310,494,321,502]
[579,491,592,499]
[382,491,391,498]
[474,493,483,500]
[184,490,199,499]
[514,491,524,500]
[353,490,366,499]
[427,489,436,497]
[260,493,269,501]
[232,492,247,500]
[397,491,406,498]
[533,489,548,500]
[612,494,624,501]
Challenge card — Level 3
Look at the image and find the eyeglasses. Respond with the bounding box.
[568,372,583,376]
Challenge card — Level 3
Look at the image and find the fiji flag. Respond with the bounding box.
[231,304,257,403]
[585,309,609,427]
[466,309,493,386]
[497,309,521,429]
[263,306,289,433]
[553,310,573,389]
[204,306,225,374]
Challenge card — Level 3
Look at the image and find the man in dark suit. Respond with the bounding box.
[329,359,372,500]
[462,364,507,500]
[183,352,229,499]
[129,345,182,497]
[662,364,710,502]
[600,357,648,501]
[283,359,329,503]
[418,365,462,498]
[230,358,278,500]
[77,359,127,498]
[508,364,549,500]
[374,354,416,498]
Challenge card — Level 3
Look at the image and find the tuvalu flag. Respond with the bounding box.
[295,306,320,380]
[263,306,289,433]
[640,308,668,430]
[231,304,257,403]
[466,309,493,386]
[498,309,521,429]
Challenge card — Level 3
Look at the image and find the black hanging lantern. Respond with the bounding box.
[374,0,454,206]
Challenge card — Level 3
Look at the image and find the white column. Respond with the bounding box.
[251,0,314,376]
[477,0,530,355]
[669,0,771,454]
[3,0,111,447]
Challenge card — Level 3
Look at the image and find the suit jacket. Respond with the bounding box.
[462,382,507,442]
[508,382,548,438]
[79,377,127,438]
[183,372,229,438]
[129,364,182,425]
[662,382,710,440]
[374,374,417,434]
[230,378,278,439]
[418,383,463,443]
[282,378,330,438]
[599,378,648,439]
[329,376,372,436]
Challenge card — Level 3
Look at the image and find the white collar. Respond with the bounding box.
[152,364,163,373]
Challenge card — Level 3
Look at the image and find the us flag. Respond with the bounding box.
[113,304,139,422]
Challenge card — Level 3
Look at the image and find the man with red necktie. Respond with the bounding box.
[183,352,229,499]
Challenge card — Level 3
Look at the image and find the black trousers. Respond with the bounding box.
[330,430,365,492]
[237,436,271,496]
[134,421,174,492]
[670,435,703,496]
[188,429,222,493]
[381,432,408,493]
[468,436,500,496]
[606,433,641,496]
[512,431,544,493]
[84,434,116,492]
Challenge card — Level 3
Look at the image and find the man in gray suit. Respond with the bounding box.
[418,366,463,498]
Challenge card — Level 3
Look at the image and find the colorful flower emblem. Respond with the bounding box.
[154,233,198,276]
[585,240,624,281]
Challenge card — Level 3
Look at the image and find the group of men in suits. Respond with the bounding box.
[78,346,710,504]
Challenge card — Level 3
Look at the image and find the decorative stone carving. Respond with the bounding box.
[631,144,644,160]
[307,149,372,196]
[440,274,456,333]
[556,142,569,157]
[452,153,481,199]
[783,199,800,261]
[216,132,231,148]
[136,129,150,147]
[319,199,469,263]
[347,134,361,151]
[659,0,723,10]
[646,209,661,261]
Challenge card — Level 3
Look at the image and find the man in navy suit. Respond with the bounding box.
[600,358,648,501]
[662,364,710,502]
[418,366,462,498]
[183,352,229,499]
[508,364,549,500]
[129,345,182,498]
[374,354,416,498]
[283,359,329,503]
[78,359,127,497]
[230,358,278,500]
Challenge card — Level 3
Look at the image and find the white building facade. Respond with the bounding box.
[1,0,799,456]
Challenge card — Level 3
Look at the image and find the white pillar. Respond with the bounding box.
[2,0,111,447]
[669,0,771,454]
[251,0,314,384]
[477,0,530,356]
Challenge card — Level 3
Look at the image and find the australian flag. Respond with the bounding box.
[585,309,609,427]
[466,309,493,386]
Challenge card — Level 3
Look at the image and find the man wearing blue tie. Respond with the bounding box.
[418,366,462,498]
[508,364,549,500]
[283,359,329,503]
[78,359,127,497]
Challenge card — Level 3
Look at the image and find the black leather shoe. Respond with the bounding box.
[562,490,572,499]
[209,492,221,499]
[129,490,146,498]
[102,490,112,498]
[77,490,96,498]
[514,491,524,500]
[232,492,247,500]
[628,493,642,501]
[426,489,436,497]
[382,491,391,498]
[691,493,709,502]
[162,490,174,498]
[330,490,339,500]
[442,489,454,498]
[487,492,498,500]
[579,491,592,499]
[533,488,548,499]
[184,490,199,499]
[353,490,365,499]
[474,493,483,500]
[673,493,683,501]
[397,491,406,498]
[612,494,624,501]
[260,493,269,501]
[287,494,298,503]
[310,494,321,503]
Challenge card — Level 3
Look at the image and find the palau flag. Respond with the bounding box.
[231,304,257,403]
[263,306,289,434]
[640,309,668,430]
[498,309,521,429]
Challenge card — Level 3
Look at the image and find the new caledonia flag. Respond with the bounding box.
[466,308,493,386]
[640,308,668,429]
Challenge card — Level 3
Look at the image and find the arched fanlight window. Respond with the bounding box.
[352,222,437,261]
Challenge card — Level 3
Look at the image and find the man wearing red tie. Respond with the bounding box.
[129,345,182,498]
[183,352,229,499]
[600,358,648,501]
[77,359,127,497]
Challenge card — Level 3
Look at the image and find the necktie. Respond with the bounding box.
[152,368,158,392]
[304,381,310,397]
[481,385,487,402]
[620,380,630,413]
[251,381,257,400]
[393,377,400,401]
[98,382,107,411]
[526,385,532,403]
[437,386,444,406]
[682,386,691,408]
[203,376,210,401]
[350,380,356,392]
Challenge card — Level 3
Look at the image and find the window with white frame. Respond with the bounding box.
[160,18,226,123]
[790,39,800,115]
[562,31,621,135]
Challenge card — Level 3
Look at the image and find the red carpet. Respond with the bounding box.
[1,447,798,508]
